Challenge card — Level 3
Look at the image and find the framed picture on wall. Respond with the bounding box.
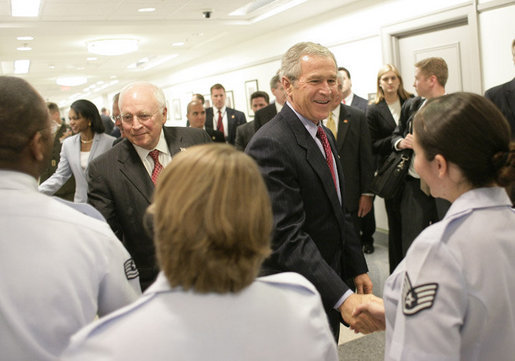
[225,90,234,108]
[172,99,182,120]
[244,79,259,117]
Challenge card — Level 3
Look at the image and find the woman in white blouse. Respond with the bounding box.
[39,99,114,202]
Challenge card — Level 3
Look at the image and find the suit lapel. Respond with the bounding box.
[336,104,351,150]
[118,140,154,203]
[379,101,397,130]
[284,107,345,221]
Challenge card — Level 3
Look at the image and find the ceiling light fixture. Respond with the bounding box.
[17,36,34,41]
[17,44,32,51]
[252,0,307,22]
[56,76,88,87]
[172,42,185,47]
[87,39,139,56]
[11,0,41,17]
[14,60,30,74]
[138,8,155,12]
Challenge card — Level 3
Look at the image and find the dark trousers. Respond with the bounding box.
[384,191,403,273]
[359,205,376,246]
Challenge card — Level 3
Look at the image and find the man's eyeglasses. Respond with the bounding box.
[120,112,155,124]
[112,115,121,122]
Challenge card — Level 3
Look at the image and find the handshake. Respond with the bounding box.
[339,293,386,334]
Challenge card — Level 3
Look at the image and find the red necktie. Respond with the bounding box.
[217,110,224,134]
[149,149,163,185]
[316,126,337,190]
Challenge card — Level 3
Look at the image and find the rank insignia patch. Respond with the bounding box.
[402,272,438,316]
[124,258,139,280]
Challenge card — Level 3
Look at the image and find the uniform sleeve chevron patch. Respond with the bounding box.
[402,272,438,316]
[124,258,139,280]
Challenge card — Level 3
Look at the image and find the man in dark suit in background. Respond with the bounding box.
[254,73,288,132]
[324,72,375,254]
[88,82,212,290]
[205,83,246,145]
[246,42,376,340]
[187,99,225,143]
[338,66,376,253]
[40,102,75,201]
[235,90,269,151]
[339,67,369,112]
[485,38,515,140]
[100,107,114,135]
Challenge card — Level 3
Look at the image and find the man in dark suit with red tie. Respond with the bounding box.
[87,82,211,290]
[205,83,246,145]
[246,42,376,340]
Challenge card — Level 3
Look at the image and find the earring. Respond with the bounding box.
[88,122,91,127]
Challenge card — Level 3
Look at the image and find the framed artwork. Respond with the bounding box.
[245,79,259,117]
[225,90,234,108]
[172,99,182,120]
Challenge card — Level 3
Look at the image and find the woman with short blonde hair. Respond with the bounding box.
[63,144,338,361]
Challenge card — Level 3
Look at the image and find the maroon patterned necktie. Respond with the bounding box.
[217,110,224,134]
[316,126,337,190]
[148,149,163,185]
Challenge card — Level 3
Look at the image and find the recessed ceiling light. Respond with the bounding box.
[49,65,55,70]
[172,42,185,47]
[87,57,97,61]
[56,76,88,87]
[138,8,155,12]
[17,45,32,51]
[17,36,34,41]
[14,60,30,74]
[11,0,41,17]
[87,39,139,56]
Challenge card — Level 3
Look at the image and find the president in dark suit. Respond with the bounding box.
[88,82,212,290]
[324,72,375,255]
[246,42,376,340]
[205,83,246,145]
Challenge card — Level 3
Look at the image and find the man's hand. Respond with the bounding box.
[357,195,373,217]
[398,133,414,149]
[354,273,373,294]
[339,293,383,334]
[351,298,386,334]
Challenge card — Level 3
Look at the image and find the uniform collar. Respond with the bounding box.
[444,187,512,220]
[0,170,38,192]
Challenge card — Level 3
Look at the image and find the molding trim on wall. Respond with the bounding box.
[477,0,514,12]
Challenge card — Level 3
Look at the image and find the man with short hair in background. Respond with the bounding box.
[254,73,287,132]
[187,99,225,143]
[235,90,269,151]
[205,83,246,145]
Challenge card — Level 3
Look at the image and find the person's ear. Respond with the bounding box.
[433,154,448,178]
[282,76,293,97]
[28,131,47,162]
[161,107,168,124]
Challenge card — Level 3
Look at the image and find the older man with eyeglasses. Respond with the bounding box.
[87,81,212,290]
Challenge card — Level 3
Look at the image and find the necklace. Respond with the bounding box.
[80,137,93,144]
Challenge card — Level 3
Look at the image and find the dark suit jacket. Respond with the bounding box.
[485,78,515,139]
[335,105,374,213]
[205,107,246,145]
[350,94,368,113]
[253,103,278,132]
[235,120,255,151]
[87,126,212,289]
[205,128,226,143]
[245,104,368,311]
[366,97,411,169]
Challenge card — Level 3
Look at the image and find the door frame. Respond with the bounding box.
[380,3,482,93]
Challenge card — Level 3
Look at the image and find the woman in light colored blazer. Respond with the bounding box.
[39,99,114,203]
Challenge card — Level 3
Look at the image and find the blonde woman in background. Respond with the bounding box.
[366,64,413,273]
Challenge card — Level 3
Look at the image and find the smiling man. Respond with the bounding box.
[246,42,376,340]
[87,81,211,290]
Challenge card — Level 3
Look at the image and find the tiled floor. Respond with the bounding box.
[338,230,389,360]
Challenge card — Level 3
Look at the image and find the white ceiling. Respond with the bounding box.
[0,0,350,105]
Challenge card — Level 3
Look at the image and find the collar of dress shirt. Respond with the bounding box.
[215,106,226,115]
[132,128,170,161]
[0,169,38,192]
[344,93,354,106]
